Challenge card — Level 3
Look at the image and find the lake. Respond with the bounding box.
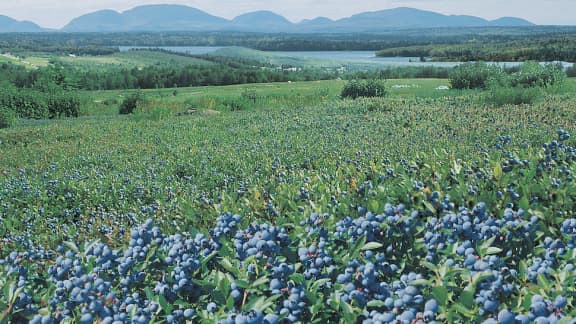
[118,46,574,69]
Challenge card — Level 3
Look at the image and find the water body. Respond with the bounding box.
[118,46,574,69]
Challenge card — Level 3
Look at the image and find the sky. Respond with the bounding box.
[1,0,575,29]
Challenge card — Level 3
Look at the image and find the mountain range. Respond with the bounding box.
[0,15,45,32]
[1,5,535,33]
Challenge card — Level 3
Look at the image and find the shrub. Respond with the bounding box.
[449,62,502,89]
[119,91,144,115]
[1,82,80,119]
[0,90,49,119]
[224,97,253,111]
[46,92,80,118]
[341,79,387,99]
[508,62,565,88]
[485,86,541,106]
[449,62,502,90]
[0,106,17,128]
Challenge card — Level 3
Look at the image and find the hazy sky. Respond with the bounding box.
[1,0,574,29]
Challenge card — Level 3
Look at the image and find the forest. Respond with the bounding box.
[1,26,576,60]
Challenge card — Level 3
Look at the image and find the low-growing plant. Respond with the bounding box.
[485,85,542,106]
[224,97,254,111]
[0,106,17,128]
[119,91,144,115]
[341,79,387,99]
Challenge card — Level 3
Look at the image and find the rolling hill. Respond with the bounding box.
[62,5,228,32]
[0,15,45,32]
[60,5,534,33]
[0,5,535,33]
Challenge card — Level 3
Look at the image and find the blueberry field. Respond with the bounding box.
[1,88,576,323]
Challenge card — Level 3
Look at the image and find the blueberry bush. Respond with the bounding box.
[0,92,575,323]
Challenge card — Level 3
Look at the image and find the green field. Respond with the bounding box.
[1,56,576,322]
[77,78,458,117]
[0,52,51,68]
[57,50,216,69]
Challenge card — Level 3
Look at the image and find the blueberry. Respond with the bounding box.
[183,308,194,318]
[80,313,93,324]
[498,310,515,324]
[207,302,218,313]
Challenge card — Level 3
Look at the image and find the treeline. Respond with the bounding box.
[72,64,335,90]
[449,62,566,106]
[0,53,338,91]
[377,35,576,62]
[2,26,576,54]
[0,84,80,119]
[0,38,118,56]
[348,66,450,79]
[0,65,80,124]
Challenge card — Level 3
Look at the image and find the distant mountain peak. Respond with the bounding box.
[491,17,534,26]
[231,11,293,32]
[63,4,227,32]
[0,15,45,32]
[3,5,536,33]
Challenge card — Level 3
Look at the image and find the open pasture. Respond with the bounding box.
[80,78,458,117]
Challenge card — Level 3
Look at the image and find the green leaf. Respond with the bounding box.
[310,278,332,291]
[537,273,552,291]
[519,196,530,210]
[226,295,235,310]
[459,290,475,308]
[220,257,238,275]
[329,292,341,310]
[493,163,503,179]
[251,276,269,289]
[311,303,322,318]
[212,290,227,305]
[340,300,355,322]
[367,300,386,308]
[432,286,448,306]
[289,273,306,285]
[421,261,438,272]
[452,302,474,318]
[408,279,430,286]
[62,241,79,254]
[519,261,527,279]
[361,242,383,250]
[349,235,366,255]
[38,308,50,316]
[235,279,250,289]
[144,287,155,302]
[423,201,436,214]
[201,250,219,267]
[452,160,462,175]
[217,272,231,297]
[368,200,379,212]
[486,247,503,255]
[173,300,189,307]
[472,271,495,287]
[480,236,496,250]
[251,295,282,312]
[158,294,172,315]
